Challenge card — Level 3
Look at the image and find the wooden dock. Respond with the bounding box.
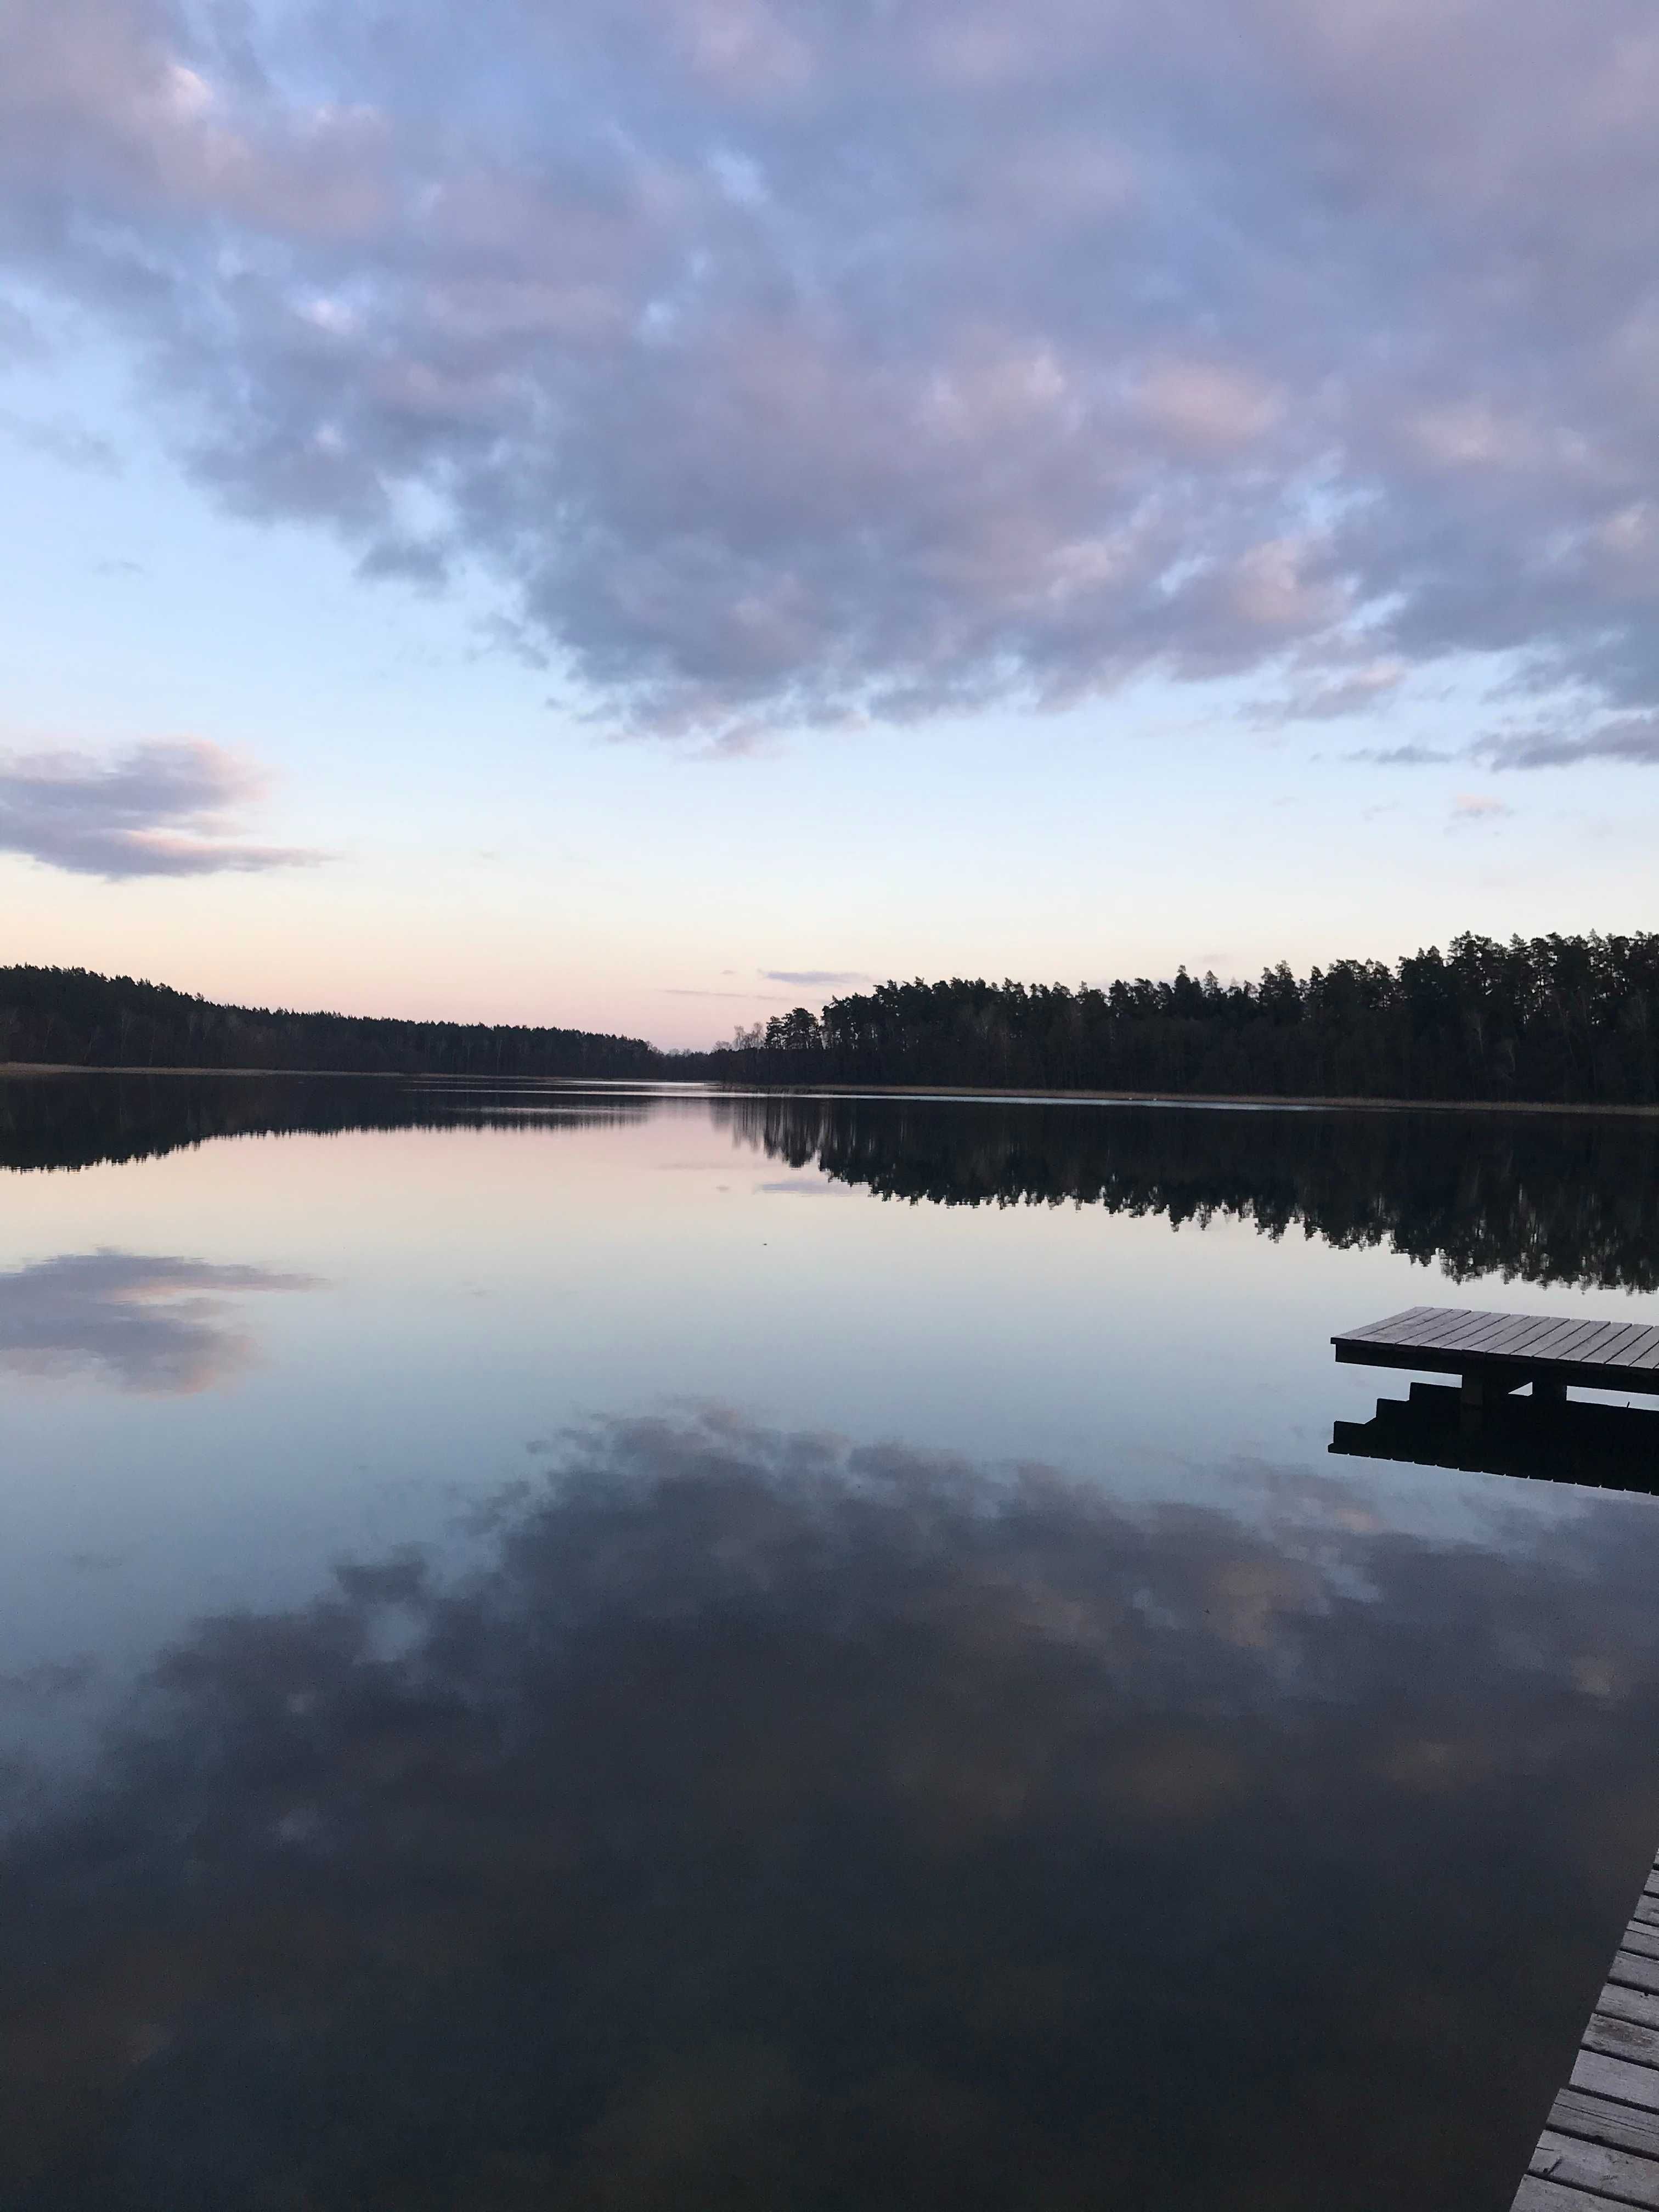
[1329,1305,1659,2204]
[1333,1306,1659,1405]
[1513,1851,1659,2209]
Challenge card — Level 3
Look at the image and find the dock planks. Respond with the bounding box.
[1333,1305,1659,1400]
[1513,1855,1659,2208]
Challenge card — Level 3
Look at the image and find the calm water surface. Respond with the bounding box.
[3,1075,1659,2209]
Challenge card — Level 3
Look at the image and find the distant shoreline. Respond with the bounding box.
[0,1062,411,1080]
[713,1081,1659,1118]
[4,1061,1659,1118]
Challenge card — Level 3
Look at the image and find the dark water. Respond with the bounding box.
[4,1075,1659,2209]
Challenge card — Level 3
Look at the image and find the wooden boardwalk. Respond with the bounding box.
[1513,1852,1659,2209]
[1333,1306,1659,1403]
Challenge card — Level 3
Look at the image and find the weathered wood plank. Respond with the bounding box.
[1484,1314,1571,1357]
[1385,1308,1485,1348]
[1349,1307,1433,1341]
[1585,2012,1659,2067]
[1506,1314,1586,1349]
[1600,1332,1659,1371]
[1531,2130,1659,2208]
[1599,1983,1659,2032]
[1521,1840,1659,2207]
[1583,1323,1658,1368]
[1514,2175,1637,2210]
[1571,2050,1659,2112]
[1610,1951,1659,1996]
[1575,1309,1654,1362]
[1475,1312,1571,1353]
[1421,1308,1511,1347]
[1562,1319,1628,1362]
[1354,1305,1443,1339]
[1497,1313,1583,1353]
[1565,1322,1632,1366]
[1515,1318,1606,1368]
[1444,1308,1525,1346]
[1551,2087,1659,2161]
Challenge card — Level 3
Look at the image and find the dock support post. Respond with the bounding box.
[1460,1372,1527,1409]
[1459,1372,1487,1435]
[1460,1370,1527,1431]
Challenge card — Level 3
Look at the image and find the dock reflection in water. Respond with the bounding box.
[1334,1384,1659,1496]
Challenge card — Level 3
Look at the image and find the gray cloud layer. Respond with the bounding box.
[1483,716,1659,772]
[7,1,1659,751]
[0,740,319,878]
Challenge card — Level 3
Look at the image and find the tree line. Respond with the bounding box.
[8,934,1659,1103]
[0,966,661,1078]
[712,933,1659,1105]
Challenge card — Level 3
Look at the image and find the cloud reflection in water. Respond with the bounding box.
[0,1250,318,1393]
[4,1411,1659,2206]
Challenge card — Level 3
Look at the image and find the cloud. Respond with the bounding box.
[1448,792,1512,825]
[0,1249,318,1393]
[761,969,871,988]
[1481,715,1659,770]
[660,985,791,1000]
[0,298,44,364]
[1345,743,1457,766]
[0,407,120,473]
[0,739,321,879]
[1267,662,1407,723]
[10,1,1659,747]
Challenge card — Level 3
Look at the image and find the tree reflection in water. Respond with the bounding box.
[5,1073,1656,1290]
[5,1410,1659,2209]
[720,1092,1659,1291]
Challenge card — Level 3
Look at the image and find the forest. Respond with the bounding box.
[0,965,660,1077]
[7,932,1659,1104]
[714,933,1659,1107]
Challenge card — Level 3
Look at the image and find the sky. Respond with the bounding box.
[3,0,1658,1048]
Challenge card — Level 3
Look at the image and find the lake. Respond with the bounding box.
[4,1074,1659,2209]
